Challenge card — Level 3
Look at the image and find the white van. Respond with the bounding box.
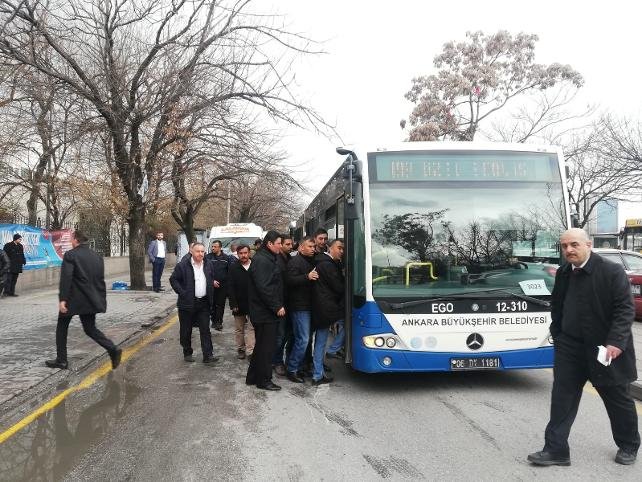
[208,223,263,253]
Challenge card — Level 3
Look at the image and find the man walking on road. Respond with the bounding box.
[246,231,285,391]
[528,228,640,467]
[45,231,122,370]
[228,245,255,360]
[147,231,167,292]
[3,233,26,296]
[169,242,218,364]
[205,240,231,331]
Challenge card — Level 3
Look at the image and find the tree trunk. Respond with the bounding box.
[26,184,39,226]
[128,201,147,290]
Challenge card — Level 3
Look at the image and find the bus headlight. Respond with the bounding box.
[363,334,407,350]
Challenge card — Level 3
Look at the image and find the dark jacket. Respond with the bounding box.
[228,261,251,316]
[312,253,345,329]
[248,248,284,324]
[205,252,231,286]
[169,257,215,312]
[550,253,637,386]
[0,249,10,283]
[3,241,26,274]
[286,253,316,311]
[276,252,290,305]
[59,243,106,315]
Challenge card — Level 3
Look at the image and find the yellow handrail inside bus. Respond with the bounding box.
[405,262,438,285]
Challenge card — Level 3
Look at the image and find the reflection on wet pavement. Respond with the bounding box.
[0,374,141,482]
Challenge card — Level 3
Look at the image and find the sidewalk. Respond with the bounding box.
[0,270,177,407]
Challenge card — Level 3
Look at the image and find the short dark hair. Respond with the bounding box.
[329,238,344,247]
[261,230,281,249]
[73,230,89,243]
[212,239,222,248]
[300,235,315,244]
[281,233,293,242]
[236,244,250,253]
[313,228,328,237]
[254,238,262,245]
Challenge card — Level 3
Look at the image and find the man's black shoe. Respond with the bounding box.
[45,359,68,369]
[110,348,123,369]
[184,354,195,362]
[286,371,305,383]
[257,381,282,391]
[324,363,332,373]
[615,449,637,465]
[158,287,166,292]
[237,350,246,360]
[8,293,18,297]
[326,351,343,359]
[213,323,223,331]
[311,375,333,386]
[203,356,220,364]
[527,451,570,466]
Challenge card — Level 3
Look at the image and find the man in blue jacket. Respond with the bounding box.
[169,242,218,364]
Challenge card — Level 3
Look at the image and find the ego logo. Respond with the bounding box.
[431,302,454,314]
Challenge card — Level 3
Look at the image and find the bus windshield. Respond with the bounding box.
[368,150,566,299]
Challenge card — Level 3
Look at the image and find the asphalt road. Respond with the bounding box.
[1,316,641,481]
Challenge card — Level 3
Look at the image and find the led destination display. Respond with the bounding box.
[373,151,558,182]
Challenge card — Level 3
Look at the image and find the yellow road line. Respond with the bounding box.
[0,314,178,445]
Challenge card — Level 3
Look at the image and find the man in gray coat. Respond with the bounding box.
[45,230,122,370]
[528,228,639,467]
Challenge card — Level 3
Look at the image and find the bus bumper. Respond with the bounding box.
[350,346,554,373]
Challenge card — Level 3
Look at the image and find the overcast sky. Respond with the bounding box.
[266,0,642,197]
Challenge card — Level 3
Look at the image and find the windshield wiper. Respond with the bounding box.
[388,288,550,310]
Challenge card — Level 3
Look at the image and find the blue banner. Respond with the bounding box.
[0,223,70,270]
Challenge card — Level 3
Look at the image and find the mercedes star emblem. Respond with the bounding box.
[466,333,484,350]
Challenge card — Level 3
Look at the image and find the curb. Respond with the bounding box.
[631,381,642,402]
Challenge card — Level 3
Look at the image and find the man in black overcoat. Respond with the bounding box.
[228,245,255,359]
[3,233,26,296]
[205,240,231,331]
[45,231,122,370]
[169,242,218,363]
[529,228,640,466]
[246,231,285,391]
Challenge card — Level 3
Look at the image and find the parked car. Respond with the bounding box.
[593,248,642,320]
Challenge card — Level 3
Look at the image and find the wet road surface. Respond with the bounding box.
[1,315,641,481]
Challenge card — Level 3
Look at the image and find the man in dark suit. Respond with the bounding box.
[3,233,26,296]
[169,242,218,364]
[205,240,231,331]
[45,231,122,370]
[311,238,344,386]
[228,245,255,359]
[147,231,167,292]
[246,231,285,391]
[528,228,640,467]
[0,247,9,298]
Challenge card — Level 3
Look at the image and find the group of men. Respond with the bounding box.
[169,228,345,391]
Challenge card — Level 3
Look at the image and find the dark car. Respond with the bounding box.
[593,248,642,320]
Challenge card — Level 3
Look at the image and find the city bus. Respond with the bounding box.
[295,142,569,373]
[622,219,642,253]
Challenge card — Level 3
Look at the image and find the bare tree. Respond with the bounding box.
[0,0,326,288]
[402,30,583,141]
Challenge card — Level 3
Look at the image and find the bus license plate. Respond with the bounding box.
[450,357,501,370]
[631,285,640,296]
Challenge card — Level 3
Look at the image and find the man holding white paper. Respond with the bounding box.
[528,228,639,467]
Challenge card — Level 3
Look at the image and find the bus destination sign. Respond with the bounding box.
[374,152,557,182]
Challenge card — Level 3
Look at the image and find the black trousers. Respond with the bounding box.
[544,335,640,456]
[4,272,19,295]
[56,313,118,362]
[210,287,227,326]
[246,321,278,387]
[178,298,213,358]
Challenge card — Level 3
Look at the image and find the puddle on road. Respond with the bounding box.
[0,374,141,482]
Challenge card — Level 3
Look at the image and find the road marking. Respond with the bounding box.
[0,314,178,445]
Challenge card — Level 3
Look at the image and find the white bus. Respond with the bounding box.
[295,142,569,373]
[208,223,263,253]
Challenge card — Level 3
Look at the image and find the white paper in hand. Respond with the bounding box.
[597,345,611,366]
